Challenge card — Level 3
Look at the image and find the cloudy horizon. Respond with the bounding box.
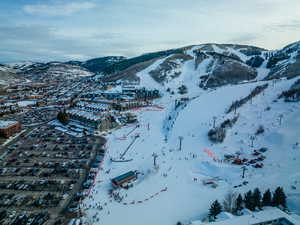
[1,0,300,63]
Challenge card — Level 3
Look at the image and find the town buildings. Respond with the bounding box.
[66,109,117,131]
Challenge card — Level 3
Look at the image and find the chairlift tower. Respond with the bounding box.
[242,166,247,179]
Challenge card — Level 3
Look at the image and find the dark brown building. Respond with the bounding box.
[0,121,21,138]
[111,171,137,188]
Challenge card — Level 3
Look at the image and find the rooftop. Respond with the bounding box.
[0,120,19,129]
[67,109,102,122]
[112,171,136,183]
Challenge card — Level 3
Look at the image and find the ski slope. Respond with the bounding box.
[83,76,300,225]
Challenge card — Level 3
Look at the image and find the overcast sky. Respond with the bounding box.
[1,0,300,63]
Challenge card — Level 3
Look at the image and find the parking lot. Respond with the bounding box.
[0,124,106,225]
[2,107,60,127]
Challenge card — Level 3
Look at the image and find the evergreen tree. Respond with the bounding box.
[235,194,244,213]
[244,190,255,211]
[262,189,272,206]
[253,188,262,210]
[273,187,287,208]
[209,200,222,219]
[57,110,69,125]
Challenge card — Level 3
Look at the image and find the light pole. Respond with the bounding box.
[250,136,255,148]
[279,114,283,125]
[152,153,158,169]
[213,116,217,128]
[179,136,183,151]
[242,166,247,179]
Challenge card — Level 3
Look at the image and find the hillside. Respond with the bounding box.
[83,76,300,225]
[67,56,126,74]
[101,43,270,88]
[265,41,300,80]
[0,64,24,88]
[8,61,94,82]
[96,42,300,89]
[81,42,300,225]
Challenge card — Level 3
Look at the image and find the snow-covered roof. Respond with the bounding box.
[67,109,102,122]
[0,120,18,129]
[17,100,36,107]
[76,101,110,111]
[191,208,300,225]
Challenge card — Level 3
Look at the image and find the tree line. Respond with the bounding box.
[209,187,287,220]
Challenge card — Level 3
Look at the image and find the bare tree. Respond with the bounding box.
[223,191,238,213]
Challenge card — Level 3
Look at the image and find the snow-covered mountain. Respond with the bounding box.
[0,64,24,88]
[9,61,94,81]
[102,44,268,88]
[265,41,300,80]
[81,42,300,225]
[7,61,37,71]
[100,42,300,90]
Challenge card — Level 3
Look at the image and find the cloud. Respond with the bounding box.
[1,0,300,62]
[23,1,96,16]
[227,34,260,45]
[0,25,95,62]
[0,24,145,63]
[268,20,300,31]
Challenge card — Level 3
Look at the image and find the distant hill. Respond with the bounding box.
[7,61,94,82]
[0,64,23,88]
[67,56,126,74]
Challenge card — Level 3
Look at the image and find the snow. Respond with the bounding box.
[17,100,36,107]
[0,66,8,72]
[0,120,18,129]
[136,58,165,90]
[191,207,300,225]
[82,49,300,225]
[255,59,270,80]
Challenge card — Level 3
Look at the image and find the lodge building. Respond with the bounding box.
[111,171,138,189]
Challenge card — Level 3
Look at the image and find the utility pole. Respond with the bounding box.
[179,136,183,151]
[250,136,255,148]
[242,166,247,179]
[213,116,217,128]
[279,114,283,125]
